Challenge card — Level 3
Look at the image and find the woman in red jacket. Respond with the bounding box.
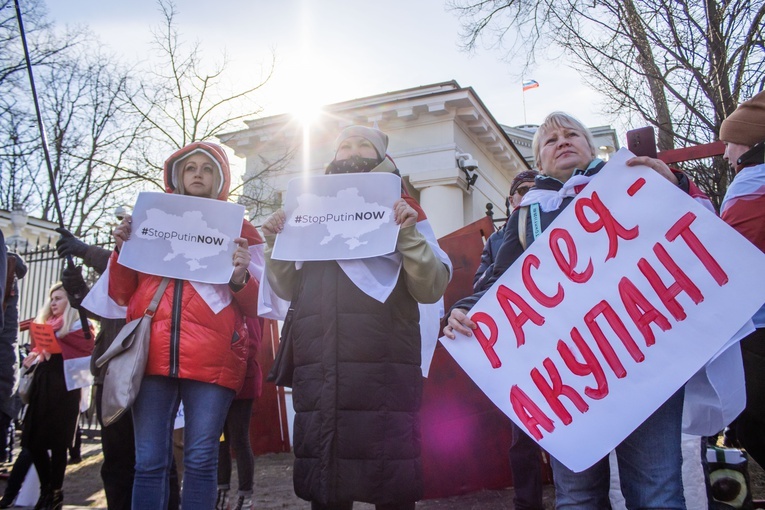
[110,142,263,510]
[22,282,93,510]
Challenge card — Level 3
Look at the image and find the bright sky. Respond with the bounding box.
[44,0,618,136]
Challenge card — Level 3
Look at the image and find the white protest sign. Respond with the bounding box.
[119,192,245,284]
[272,172,400,261]
[440,149,765,473]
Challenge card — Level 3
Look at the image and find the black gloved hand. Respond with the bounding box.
[55,227,89,259]
[61,264,89,309]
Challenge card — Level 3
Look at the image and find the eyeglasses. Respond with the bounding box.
[515,185,533,196]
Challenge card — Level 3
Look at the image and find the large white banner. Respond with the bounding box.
[272,172,401,261]
[440,149,765,473]
[118,192,245,284]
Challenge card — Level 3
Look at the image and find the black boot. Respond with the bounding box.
[33,487,52,510]
[0,493,16,509]
[50,489,63,510]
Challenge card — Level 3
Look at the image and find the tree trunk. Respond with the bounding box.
[621,0,674,150]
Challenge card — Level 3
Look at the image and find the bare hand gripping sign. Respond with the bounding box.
[272,172,400,261]
[441,149,765,473]
[118,192,245,284]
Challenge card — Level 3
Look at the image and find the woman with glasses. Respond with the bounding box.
[445,112,713,509]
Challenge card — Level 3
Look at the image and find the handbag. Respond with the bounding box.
[95,278,170,427]
[266,306,295,388]
[18,362,38,405]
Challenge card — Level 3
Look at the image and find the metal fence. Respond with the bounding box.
[7,231,113,344]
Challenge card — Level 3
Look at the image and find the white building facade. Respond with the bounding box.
[221,81,619,238]
[222,81,534,238]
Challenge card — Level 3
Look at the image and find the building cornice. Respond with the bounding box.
[408,167,471,193]
[220,81,529,173]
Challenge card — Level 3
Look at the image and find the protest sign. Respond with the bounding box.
[29,323,60,353]
[440,149,765,472]
[118,192,245,284]
[272,172,400,261]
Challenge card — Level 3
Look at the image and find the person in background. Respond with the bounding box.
[0,252,30,508]
[262,125,452,510]
[719,89,765,470]
[110,141,263,510]
[0,252,27,463]
[215,316,263,510]
[445,111,712,509]
[473,169,544,510]
[67,428,82,465]
[54,228,181,510]
[0,231,6,331]
[474,170,539,294]
[22,281,93,510]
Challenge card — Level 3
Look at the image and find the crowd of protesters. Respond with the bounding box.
[0,89,762,510]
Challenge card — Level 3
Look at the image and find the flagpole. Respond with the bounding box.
[521,79,538,124]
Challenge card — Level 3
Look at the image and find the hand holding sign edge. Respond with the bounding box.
[443,307,475,339]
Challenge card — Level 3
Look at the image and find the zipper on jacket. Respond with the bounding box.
[169,279,183,378]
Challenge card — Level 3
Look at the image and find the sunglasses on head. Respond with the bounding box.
[515,185,533,196]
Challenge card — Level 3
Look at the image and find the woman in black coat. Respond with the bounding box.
[263,126,451,510]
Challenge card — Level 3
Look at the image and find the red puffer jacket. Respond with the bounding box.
[109,142,262,391]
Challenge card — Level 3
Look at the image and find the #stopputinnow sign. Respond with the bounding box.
[440,148,765,473]
[118,192,245,284]
[272,172,401,262]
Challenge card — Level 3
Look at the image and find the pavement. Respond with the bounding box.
[0,433,555,509]
[3,434,763,509]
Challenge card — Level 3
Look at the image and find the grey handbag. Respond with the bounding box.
[95,278,170,427]
[18,362,38,405]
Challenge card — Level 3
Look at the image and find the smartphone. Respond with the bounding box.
[627,127,658,158]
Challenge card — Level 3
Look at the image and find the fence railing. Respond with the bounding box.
[7,235,113,346]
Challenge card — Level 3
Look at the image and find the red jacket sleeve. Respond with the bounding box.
[231,221,262,317]
[108,250,139,307]
[721,194,765,253]
[232,278,259,317]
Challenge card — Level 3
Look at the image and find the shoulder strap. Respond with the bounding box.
[517,206,529,251]
[145,278,170,316]
[517,203,544,252]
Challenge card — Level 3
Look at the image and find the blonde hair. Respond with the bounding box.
[532,112,598,168]
[173,150,223,199]
[34,282,79,338]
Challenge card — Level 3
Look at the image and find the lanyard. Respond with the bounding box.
[530,203,542,240]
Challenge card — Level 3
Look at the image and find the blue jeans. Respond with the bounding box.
[132,376,234,510]
[551,388,685,509]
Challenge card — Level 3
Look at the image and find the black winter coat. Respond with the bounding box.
[291,261,424,505]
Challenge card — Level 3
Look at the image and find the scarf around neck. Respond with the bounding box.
[520,159,604,212]
[47,314,64,333]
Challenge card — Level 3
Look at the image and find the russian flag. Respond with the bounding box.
[523,79,539,91]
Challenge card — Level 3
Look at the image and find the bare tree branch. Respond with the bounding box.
[448,0,765,205]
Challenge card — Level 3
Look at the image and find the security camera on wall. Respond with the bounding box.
[459,158,478,171]
[456,152,478,172]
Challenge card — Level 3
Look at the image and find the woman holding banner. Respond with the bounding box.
[110,141,263,510]
[444,112,712,509]
[22,281,93,510]
[262,125,452,510]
